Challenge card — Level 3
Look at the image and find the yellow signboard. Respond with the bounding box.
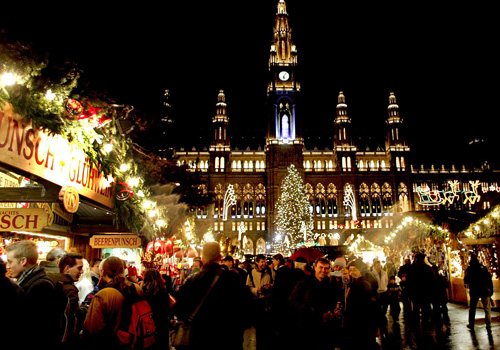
[90,235,141,248]
[0,208,50,232]
[0,104,114,209]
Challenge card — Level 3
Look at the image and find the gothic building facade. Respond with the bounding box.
[174,0,500,254]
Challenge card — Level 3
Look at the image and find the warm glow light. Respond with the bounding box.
[120,163,128,172]
[103,143,113,153]
[156,219,165,227]
[45,89,56,101]
[128,177,139,187]
[1,72,16,86]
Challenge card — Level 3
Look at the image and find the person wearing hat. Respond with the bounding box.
[342,259,379,350]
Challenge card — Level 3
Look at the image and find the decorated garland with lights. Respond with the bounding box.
[0,36,176,240]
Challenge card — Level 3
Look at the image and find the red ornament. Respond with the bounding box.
[116,181,134,201]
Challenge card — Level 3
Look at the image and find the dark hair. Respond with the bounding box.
[90,258,102,268]
[222,255,234,262]
[314,257,331,267]
[273,253,285,265]
[59,252,83,273]
[255,254,266,262]
[142,268,166,295]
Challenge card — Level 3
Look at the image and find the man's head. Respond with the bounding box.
[255,254,267,271]
[221,255,234,269]
[5,240,38,279]
[46,247,67,263]
[202,242,221,264]
[314,257,331,282]
[59,253,84,281]
[347,259,366,279]
[294,257,307,270]
[332,257,346,277]
[90,258,102,274]
[373,259,382,272]
[192,257,203,269]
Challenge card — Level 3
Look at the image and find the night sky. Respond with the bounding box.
[2,1,498,166]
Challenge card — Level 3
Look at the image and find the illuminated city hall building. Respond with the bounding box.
[174,0,500,254]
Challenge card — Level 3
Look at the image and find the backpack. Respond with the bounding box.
[44,276,72,343]
[115,286,157,350]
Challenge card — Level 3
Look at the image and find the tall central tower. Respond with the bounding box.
[266,0,304,238]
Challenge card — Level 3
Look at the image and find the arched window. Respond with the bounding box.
[382,183,393,215]
[327,183,338,216]
[371,183,382,215]
[256,238,266,254]
[243,184,254,217]
[398,182,409,212]
[214,184,224,218]
[359,183,370,216]
[255,183,266,217]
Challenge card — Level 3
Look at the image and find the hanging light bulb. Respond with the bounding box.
[1,72,16,86]
[103,143,113,153]
[45,89,56,101]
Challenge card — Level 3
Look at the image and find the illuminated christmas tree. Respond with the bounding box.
[274,164,314,251]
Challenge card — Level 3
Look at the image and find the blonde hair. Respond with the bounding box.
[78,258,92,283]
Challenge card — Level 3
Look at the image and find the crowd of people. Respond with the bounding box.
[0,239,495,350]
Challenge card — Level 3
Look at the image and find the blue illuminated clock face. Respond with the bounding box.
[279,71,290,81]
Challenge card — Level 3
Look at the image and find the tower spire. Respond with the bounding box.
[385,92,410,171]
[269,0,297,66]
[211,90,230,148]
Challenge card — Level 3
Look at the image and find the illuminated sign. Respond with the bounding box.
[90,235,141,248]
[0,105,113,208]
[0,208,50,231]
[416,180,485,206]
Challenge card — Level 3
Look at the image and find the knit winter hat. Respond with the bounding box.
[333,257,346,268]
[347,258,366,272]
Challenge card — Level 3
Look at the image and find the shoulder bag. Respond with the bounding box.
[171,268,222,347]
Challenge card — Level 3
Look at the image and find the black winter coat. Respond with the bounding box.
[18,265,61,346]
[464,261,494,297]
[174,262,252,350]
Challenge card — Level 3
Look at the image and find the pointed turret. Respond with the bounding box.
[333,91,357,171]
[385,92,410,171]
[210,90,230,172]
[269,0,297,66]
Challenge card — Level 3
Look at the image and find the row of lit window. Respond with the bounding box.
[181,156,406,172]
[213,221,266,232]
